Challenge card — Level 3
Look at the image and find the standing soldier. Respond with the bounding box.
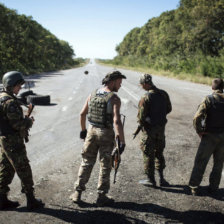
[0,71,44,210]
[189,78,224,196]
[136,74,172,187]
[70,70,126,206]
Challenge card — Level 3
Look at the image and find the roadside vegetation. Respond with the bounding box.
[99,0,224,85]
[0,3,85,78]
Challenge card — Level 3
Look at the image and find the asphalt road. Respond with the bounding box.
[1,60,224,224]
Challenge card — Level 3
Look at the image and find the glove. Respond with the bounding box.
[80,129,87,139]
[119,143,126,155]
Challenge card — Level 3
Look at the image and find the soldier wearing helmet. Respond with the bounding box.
[0,71,44,210]
[70,70,126,206]
[136,74,172,187]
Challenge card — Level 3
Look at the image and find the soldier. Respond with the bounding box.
[136,74,172,187]
[189,78,224,196]
[0,71,44,210]
[70,70,126,206]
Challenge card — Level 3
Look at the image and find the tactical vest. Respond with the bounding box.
[0,93,15,135]
[206,94,224,133]
[146,89,167,126]
[88,90,114,128]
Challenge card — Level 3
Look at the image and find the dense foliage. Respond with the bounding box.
[0,3,78,77]
[105,0,224,77]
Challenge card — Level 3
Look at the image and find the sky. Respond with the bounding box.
[0,0,180,59]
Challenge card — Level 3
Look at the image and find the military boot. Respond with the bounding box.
[96,193,114,207]
[69,191,82,203]
[207,186,217,195]
[0,193,20,210]
[147,175,157,187]
[158,170,169,187]
[26,192,44,210]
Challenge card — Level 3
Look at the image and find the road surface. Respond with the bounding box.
[0,60,223,224]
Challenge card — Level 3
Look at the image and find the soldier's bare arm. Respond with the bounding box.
[80,95,90,131]
[112,95,125,144]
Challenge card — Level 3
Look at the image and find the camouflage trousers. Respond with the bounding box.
[0,135,34,194]
[75,125,115,194]
[140,126,166,178]
[189,132,224,190]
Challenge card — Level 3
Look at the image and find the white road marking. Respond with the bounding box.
[121,86,139,101]
[68,97,73,101]
[73,90,76,94]
[62,106,68,112]
[121,98,129,104]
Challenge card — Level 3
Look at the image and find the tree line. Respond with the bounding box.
[0,3,82,77]
[102,0,224,78]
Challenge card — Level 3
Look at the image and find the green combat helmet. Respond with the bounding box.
[139,73,153,85]
[102,70,126,85]
[2,71,25,88]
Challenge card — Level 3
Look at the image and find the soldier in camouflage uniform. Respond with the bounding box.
[70,71,126,206]
[136,74,172,187]
[0,71,44,210]
[189,78,224,196]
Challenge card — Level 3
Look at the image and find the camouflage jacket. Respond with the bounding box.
[137,86,172,130]
[0,91,32,136]
[193,90,224,133]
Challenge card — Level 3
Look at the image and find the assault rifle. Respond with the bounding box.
[24,103,34,143]
[15,96,34,142]
[133,125,142,139]
[112,136,121,184]
[112,114,126,184]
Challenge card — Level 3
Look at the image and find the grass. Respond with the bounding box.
[97,60,214,86]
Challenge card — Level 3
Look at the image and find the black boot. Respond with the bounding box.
[147,175,157,187]
[159,170,169,187]
[26,192,44,210]
[0,193,20,210]
[96,193,114,207]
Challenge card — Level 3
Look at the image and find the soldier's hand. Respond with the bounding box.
[119,143,126,155]
[111,148,117,168]
[25,116,33,129]
[80,129,87,139]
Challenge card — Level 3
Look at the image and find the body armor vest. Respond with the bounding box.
[146,89,167,127]
[88,90,114,128]
[0,93,15,136]
[206,94,224,133]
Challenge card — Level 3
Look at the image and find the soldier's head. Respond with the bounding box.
[2,71,25,95]
[102,70,126,92]
[139,74,154,90]
[212,78,223,91]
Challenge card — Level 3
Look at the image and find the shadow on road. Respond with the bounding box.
[112,202,224,224]
[156,184,224,201]
[17,205,145,224]
[15,200,224,224]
